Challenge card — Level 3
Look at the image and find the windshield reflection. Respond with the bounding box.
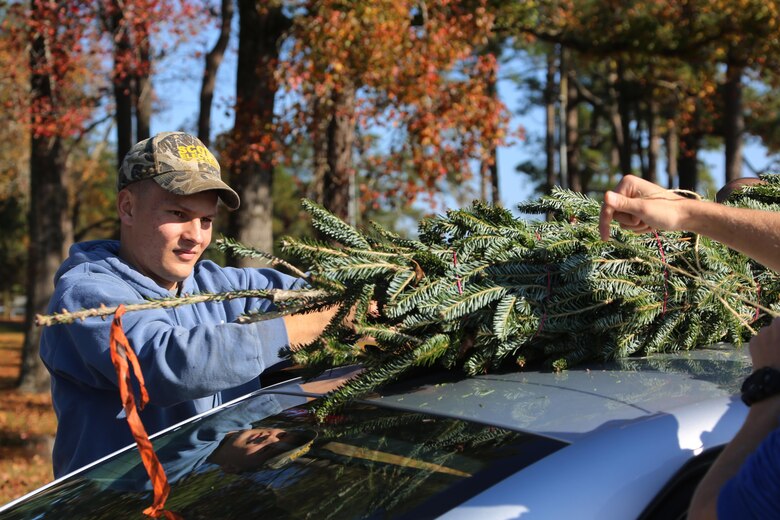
[2,389,564,519]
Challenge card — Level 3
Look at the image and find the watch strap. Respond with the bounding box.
[741,366,780,406]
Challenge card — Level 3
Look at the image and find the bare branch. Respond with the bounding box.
[36,288,330,327]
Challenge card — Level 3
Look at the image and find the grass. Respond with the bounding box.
[0,323,57,506]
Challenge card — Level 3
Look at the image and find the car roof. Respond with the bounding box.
[0,345,752,519]
[360,345,751,443]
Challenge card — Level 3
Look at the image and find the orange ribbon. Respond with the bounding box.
[109,305,181,519]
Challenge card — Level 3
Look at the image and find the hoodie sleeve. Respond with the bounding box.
[42,267,302,407]
[717,427,780,520]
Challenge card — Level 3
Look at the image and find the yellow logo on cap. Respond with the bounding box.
[177,145,219,169]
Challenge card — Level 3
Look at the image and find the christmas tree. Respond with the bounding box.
[38,177,780,420]
[219,178,780,419]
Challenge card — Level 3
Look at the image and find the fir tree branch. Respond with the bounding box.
[215,237,309,279]
[37,190,780,421]
[36,289,330,326]
[618,252,778,319]
[716,294,758,335]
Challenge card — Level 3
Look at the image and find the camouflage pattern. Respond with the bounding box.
[117,131,240,210]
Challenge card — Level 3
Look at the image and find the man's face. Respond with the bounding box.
[209,428,309,473]
[118,180,219,290]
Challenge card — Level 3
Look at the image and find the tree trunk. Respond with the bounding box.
[566,72,580,192]
[544,49,557,194]
[480,161,489,202]
[646,98,659,184]
[22,19,73,392]
[135,36,151,142]
[723,51,744,183]
[114,74,133,168]
[109,2,134,168]
[606,60,630,175]
[616,61,632,175]
[666,119,679,189]
[483,71,500,204]
[198,0,234,147]
[489,149,499,205]
[107,2,151,156]
[22,135,70,392]
[227,0,290,266]
[558,47,568,189]
[308,95,329,205]
[324,82,356,224]
[135,80,151,142]
[678,130,699,191]
[610,145,619,185]
[637,101,647,179]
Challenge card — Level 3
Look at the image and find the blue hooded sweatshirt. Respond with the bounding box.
[40,240,304,478]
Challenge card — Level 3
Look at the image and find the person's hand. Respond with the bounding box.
[749,317,780,371]
[343,300,380,330]
[285,300,380,351]
[599,175,689,240]
[284,305,341,350]
[208,428,317,473]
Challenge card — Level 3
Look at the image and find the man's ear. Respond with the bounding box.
[117,189,134,224]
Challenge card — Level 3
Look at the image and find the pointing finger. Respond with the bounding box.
[599,199,615,241]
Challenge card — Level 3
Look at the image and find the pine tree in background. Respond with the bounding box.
[216,176,780,420]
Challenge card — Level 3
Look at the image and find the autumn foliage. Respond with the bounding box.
[1,2,96,139]
[280,0,512,209]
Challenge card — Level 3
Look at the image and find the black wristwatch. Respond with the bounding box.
[740,366,780,406]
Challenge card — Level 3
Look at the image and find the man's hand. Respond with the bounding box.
[284,301,379,351]
[749,317,780,371]
[284,306,342,350]
[599,175,689,240]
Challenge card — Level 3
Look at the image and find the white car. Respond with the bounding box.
[0,345,751,519]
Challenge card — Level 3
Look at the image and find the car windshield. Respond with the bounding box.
[2,390,565,519]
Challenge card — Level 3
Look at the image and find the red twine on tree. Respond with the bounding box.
[653,231,669,316]
[533,266,552,339]
[532,230,551,339]
[452,250,463,295]
[754,281,762,323]
[109,305,181,520]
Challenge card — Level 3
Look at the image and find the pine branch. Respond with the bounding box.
[215,237,308,279]
[302,199,370,249]
[36,288,328,326]
[36,187,780,420]
[312,334,450,421]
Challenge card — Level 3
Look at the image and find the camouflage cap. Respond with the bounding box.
[118,131,240,210]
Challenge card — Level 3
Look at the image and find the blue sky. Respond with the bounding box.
[151,27,776,216]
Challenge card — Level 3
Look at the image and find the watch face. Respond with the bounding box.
[741,367,780,406]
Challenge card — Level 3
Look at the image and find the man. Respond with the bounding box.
[41,131,341,478]
[600,174,780,519]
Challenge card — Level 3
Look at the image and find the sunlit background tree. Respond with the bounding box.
[3,0,780,391]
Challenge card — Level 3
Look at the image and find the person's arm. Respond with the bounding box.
[688,318,780,519]
[45,263,355,406]
[283,306,342,347]
[46,275,291,405]
[208,262,348,348]
[599,175,780,272]
[46,263,321,405]
[688,398,780,520]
